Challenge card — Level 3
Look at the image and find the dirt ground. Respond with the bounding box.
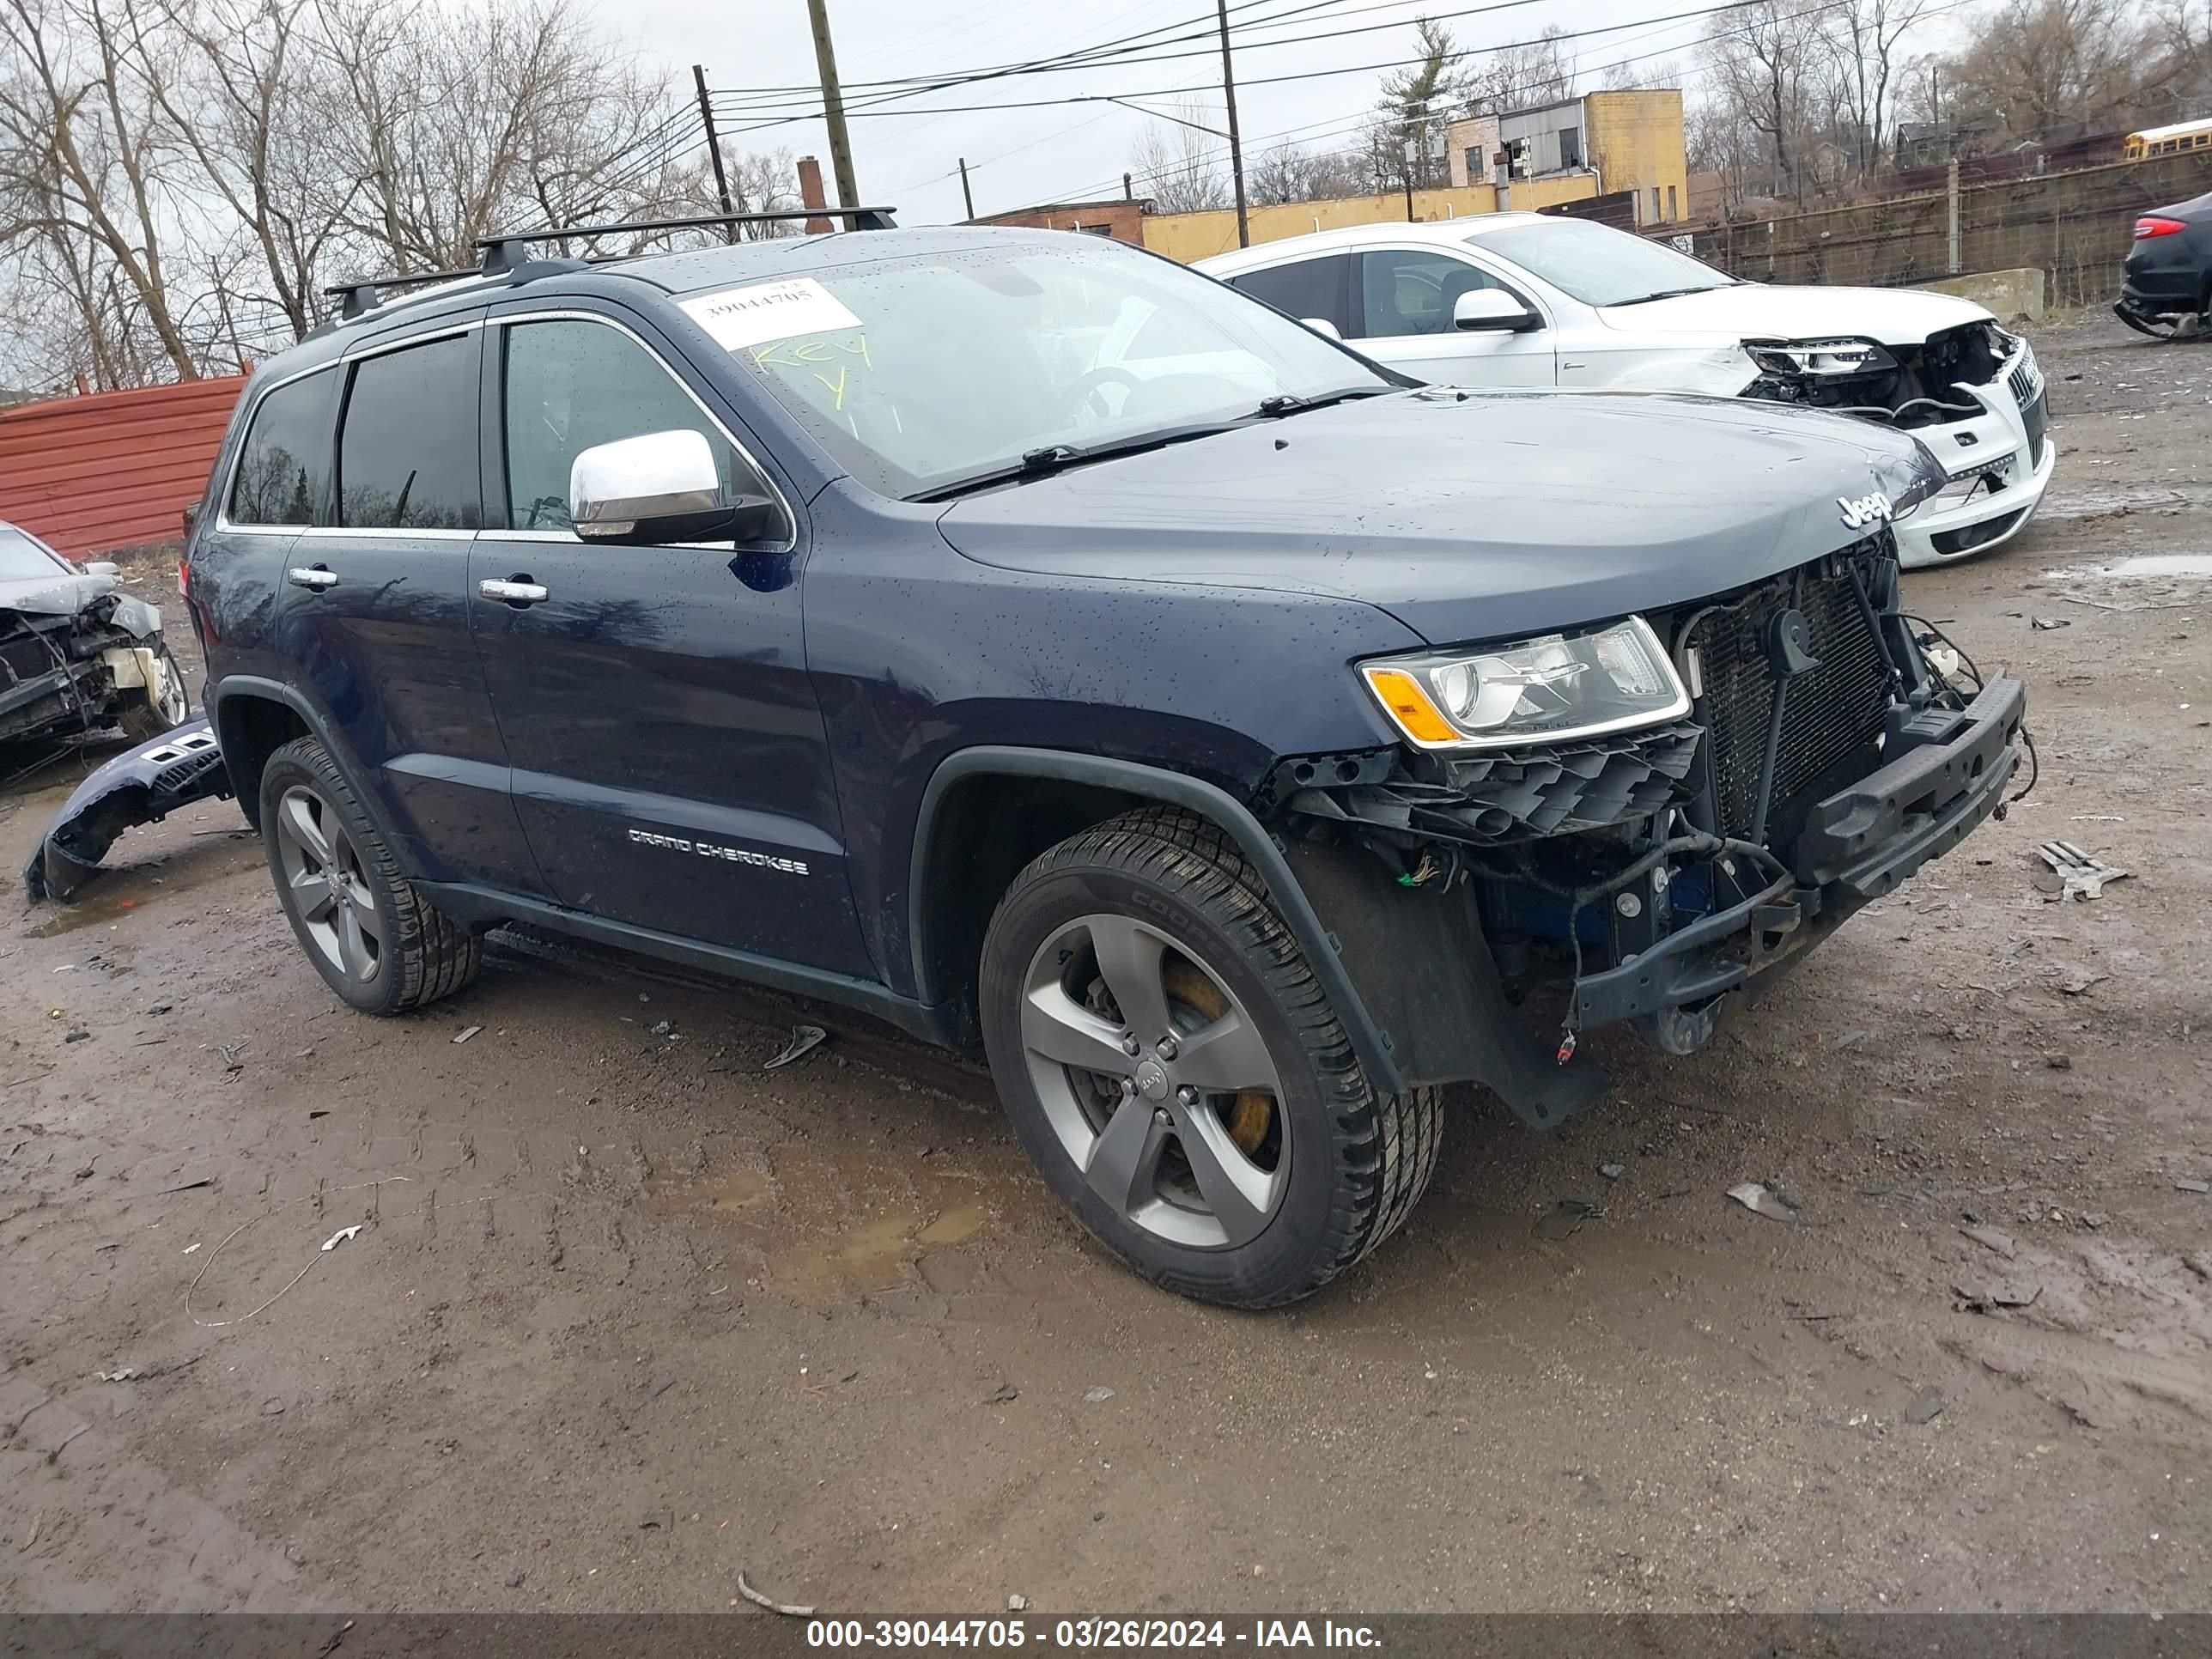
[2,311,2207,1618]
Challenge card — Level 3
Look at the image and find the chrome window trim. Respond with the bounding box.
[210,359,344,535]
[213,319,490,536]
[486,308,798,555]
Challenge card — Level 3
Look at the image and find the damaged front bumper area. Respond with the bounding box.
[1267,542,2027,1127]
[1744,323,2052,568]
[1568,676,2022,1031]
[21,718,231,901]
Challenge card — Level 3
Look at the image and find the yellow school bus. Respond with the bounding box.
[2126,119,2212,159]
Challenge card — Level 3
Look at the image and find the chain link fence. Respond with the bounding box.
[1682,153,2212,307]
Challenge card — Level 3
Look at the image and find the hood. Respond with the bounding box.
[938,390,1944,647]
[1601,283,1992,347]
[0,568,115,617]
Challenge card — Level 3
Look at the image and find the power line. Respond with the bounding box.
[713,0,1815,129]
[703,0,1378,118]
[1019,0,1975,216]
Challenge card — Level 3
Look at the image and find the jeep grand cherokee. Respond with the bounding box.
[178,216,2026,1307]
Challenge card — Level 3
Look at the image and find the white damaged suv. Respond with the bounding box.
[1199,214,2051,568]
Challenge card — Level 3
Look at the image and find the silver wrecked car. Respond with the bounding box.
[0,519,188,750]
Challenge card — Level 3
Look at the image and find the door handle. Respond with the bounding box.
[287,566,338,591]
[478,576,550,605]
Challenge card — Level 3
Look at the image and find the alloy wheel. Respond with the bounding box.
[273,784,385,986]
[1019,913,1288,1249]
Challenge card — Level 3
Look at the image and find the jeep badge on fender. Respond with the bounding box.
[1838,490,1894,528]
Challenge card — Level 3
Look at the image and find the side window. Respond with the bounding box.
[501,319,760,534]
[1357,250,1503,339]
[337,335,482,530]
[1228,255,1351,333]
[228,368,337,526]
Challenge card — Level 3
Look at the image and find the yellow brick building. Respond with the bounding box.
[1138,173,1600,263]
[1447,88,1687,227]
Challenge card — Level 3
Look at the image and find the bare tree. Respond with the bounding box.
[1823,0,1929,175]
[0,0,197,381]
[1130,101,1227,215]
[1465,24,1577,116]
[1701,0,1830,199]
[1942,0,2163,143]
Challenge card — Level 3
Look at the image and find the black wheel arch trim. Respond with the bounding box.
[206,675,410,860]
[908,745,1411,1097]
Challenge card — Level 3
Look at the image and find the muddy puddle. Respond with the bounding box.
[653,1142,1006,1303]
[21,827,258,937]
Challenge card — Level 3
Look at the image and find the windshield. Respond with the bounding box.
[1464,218,1738,307]
[690,237,1388,499]
[0,523,70,580]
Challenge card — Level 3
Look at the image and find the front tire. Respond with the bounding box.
[258,736,480,1015]
[979,806,1440,1308]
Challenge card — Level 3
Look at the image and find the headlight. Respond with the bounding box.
[1359,617,1689,750]
[1746,337,1897,378]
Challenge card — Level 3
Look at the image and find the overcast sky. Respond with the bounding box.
[592,0,1770,226]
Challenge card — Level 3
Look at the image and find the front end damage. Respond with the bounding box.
[21,719,232,902]
[1742,322,2052,568]
[1265,533,2025,1128]
[0,582,187,750]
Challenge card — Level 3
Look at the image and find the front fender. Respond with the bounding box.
[906,746,1410,1097]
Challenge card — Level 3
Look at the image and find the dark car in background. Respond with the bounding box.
[172,218,2024,1307]
[2118,190,2212,337]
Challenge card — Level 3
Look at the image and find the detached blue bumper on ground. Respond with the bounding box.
[21,719,231,902]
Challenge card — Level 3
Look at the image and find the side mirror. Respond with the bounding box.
[84,560,120,577]
[1301,316,1342,341]
[1453,289,1541,332]
[571,428,783,546]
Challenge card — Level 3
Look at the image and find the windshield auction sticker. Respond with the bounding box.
[682,277,863,352]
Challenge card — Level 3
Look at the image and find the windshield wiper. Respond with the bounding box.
[1254,386,1392,417]
[910,420,1254,502]
[1607,283,1737,307]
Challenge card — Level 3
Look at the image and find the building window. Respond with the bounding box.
[1667,184,1679,221]
[1650,186,1662,222]
[1465,147,1484,181]
[1558,125,1582,169]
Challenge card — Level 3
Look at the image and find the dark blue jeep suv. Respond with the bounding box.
[180,216,2026,1305]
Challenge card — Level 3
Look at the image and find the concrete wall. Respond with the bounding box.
[1585,89,1688,226]
[1684,151,2212,306]
[1139,173,1598,262]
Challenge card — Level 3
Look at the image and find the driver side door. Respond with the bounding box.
[466,306,871,975]
[1346,247,1555,388]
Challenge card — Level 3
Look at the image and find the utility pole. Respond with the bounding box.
[805,0,861,212]
[1213,0,1249,247]
[693,64,737,242]
[958,157,975,220]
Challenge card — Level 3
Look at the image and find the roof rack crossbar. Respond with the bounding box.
[477,206,897,272]
[322,265,484,321]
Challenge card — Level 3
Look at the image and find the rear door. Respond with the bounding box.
[1223,253,1353,337]
[1347,246,1556,386]
[280,322,543,891]
[467,305,870,976]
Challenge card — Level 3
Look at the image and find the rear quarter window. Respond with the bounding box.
[228,368,339,526]
[337,333,483,530]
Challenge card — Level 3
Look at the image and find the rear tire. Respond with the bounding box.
[258,736,480,1015]
[978,805,1441,1308]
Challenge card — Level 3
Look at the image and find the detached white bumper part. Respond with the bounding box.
[1893,343,2054,569]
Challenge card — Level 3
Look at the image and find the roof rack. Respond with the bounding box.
[477,205,900,274]
[321,265,484,321]
[323,205,899,323]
